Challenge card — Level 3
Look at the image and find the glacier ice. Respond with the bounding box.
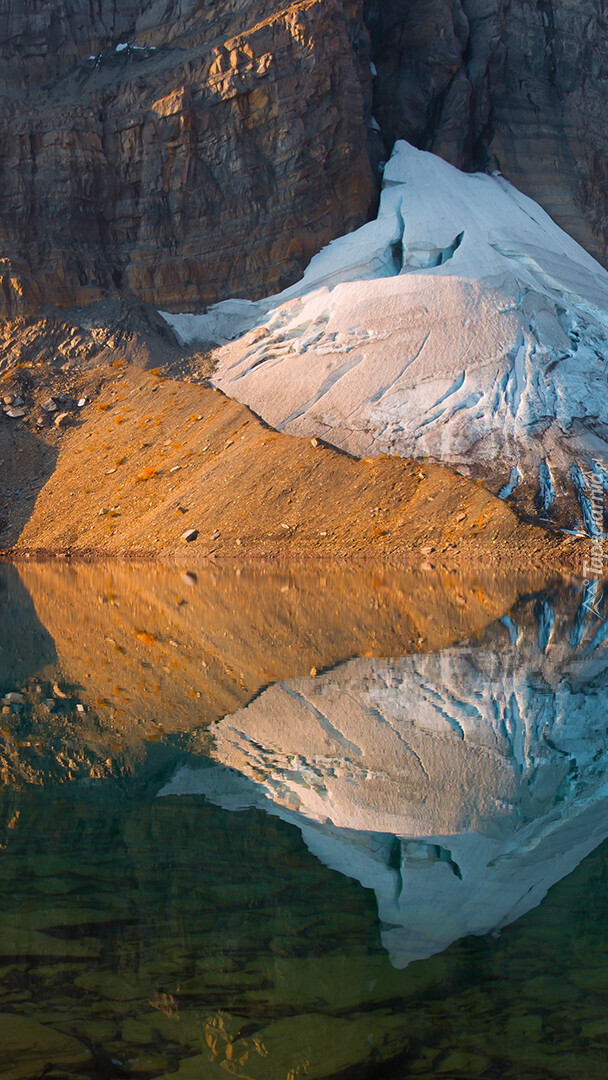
[160,584,608,968]
[162,142,608,530]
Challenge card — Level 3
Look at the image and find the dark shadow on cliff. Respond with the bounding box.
[0,420,59,551]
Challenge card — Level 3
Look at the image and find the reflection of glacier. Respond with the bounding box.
[161,587,608,968]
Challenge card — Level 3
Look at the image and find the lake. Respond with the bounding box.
[0,561,606,1079]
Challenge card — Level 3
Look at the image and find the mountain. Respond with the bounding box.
[0,0,607,319]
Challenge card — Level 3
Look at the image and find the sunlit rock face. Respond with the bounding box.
[161,586,608,968]
[170,142,608,530]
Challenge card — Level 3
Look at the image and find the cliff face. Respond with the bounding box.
[0,0,606,318]
[368,0,608,268]
[0,0,376,316]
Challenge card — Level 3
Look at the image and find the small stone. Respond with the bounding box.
[181,529,199,542]
[420,545,435,554]
[280,522,291,530]
[36,417,45,427]
[2,395,14,405]
[5,408,26,418]
[4,692,25,704]
[77,398,87,407]
[98,508,108,516]
[235,538,242,546]
[310,667,318,677]
[211,530,220,539]
[12,397,24,407]
[1,706,10,715]
[420,561,435,571]
[54,412,70,427]
[53,684,68,699]
[76,704,85,713]
[170,465,181,472]
[105,468,117,474]
[181,571,197,586]
[42,399,58,412]
[456,512,467,522]
[310,437,319,447]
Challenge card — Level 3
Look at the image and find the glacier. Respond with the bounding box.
[162,142,608,531]
[160,585,608,969]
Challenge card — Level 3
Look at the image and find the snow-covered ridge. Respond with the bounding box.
[160,586,608,968]
[162,142,608,532]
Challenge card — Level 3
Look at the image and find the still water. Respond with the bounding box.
[0,562,607,1079]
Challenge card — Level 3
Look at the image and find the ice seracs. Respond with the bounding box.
[159,587,608,969]
[162,142,608,532]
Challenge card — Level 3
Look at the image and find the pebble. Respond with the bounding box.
[4,692,25,704]
[42,399,58,412]
[211,530,220,539]
[2,395,13,405]
[77,398,87,407]
[5,408,26,418]
[169,465,181,472]
[36,417,45,427]
[76,704,85,713]
[310,437,319,447]
[456,512,467,522]
[54,412,70,427]
[1,706,10,715]
[181,529,199,542]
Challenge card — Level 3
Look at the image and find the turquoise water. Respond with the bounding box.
[0,564,607,1079]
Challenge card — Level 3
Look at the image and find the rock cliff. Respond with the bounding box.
[0,0,376,317]
[0,0,606,317]
[367,0,608,268]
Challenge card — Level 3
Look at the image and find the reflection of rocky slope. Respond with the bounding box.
[186,142,608,532]
[0,560,529,786]
[162,584,608,967]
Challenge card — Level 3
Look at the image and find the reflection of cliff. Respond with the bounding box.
[0,565,56,694]
[162,584,608,967]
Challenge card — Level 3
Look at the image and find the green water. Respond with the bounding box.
[1,784,608,1079]
[0,564,607,1079]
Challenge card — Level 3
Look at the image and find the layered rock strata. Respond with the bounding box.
[0,0,376,317]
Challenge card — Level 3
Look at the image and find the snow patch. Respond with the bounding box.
[162,142,608,529]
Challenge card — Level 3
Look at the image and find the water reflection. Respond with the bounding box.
[163,585,608,968]
[0,563,607,1079]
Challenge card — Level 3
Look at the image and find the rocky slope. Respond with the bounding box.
[0,0,607,319]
